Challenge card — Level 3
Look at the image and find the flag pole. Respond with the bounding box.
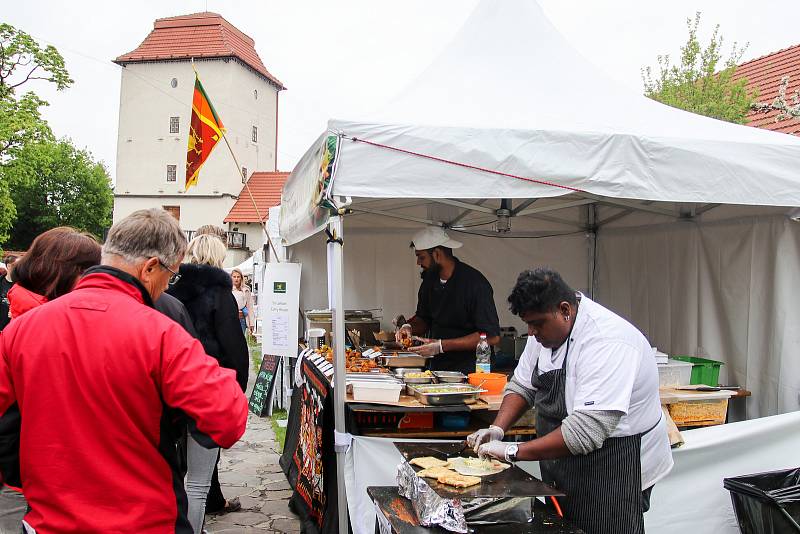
[219,132,283,263]
[189,65,283,262]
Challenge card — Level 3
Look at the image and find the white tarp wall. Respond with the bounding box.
[596,213,800,420]
[288,208,800,420]
[290,226,588,331]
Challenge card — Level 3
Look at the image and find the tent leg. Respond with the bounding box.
[587,205,597,299]
[327,215,349,533]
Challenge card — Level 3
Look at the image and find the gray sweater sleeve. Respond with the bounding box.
[560,410,623,455]
[503,375,536,407]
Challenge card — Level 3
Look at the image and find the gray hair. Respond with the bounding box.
[186,234,227,268]
[103,209,187,266]
[195,224,228,244]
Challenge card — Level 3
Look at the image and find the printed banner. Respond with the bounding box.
[279,133,341,246]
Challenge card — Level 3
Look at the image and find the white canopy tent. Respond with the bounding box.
[279,0,800,531]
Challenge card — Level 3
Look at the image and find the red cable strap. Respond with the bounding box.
[345,135,585,194]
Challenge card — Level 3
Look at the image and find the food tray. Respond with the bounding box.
[433,371,467,383]
[391,367,424,378]
[378,353,431,368]
[409,383,486,406]
[668,398,729,426]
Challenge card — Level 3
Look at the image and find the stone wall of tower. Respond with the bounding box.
[113,58,278,231]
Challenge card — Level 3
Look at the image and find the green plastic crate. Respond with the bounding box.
[671,356,724,386]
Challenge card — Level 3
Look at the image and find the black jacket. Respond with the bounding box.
[167,264,249,391]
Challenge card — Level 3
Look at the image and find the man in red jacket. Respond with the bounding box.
[0,209,248,534]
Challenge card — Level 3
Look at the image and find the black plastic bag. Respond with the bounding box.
[724,467,800,533]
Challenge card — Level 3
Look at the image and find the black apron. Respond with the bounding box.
[532,335,653,534]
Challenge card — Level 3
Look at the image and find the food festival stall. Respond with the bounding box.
[276,1,800,532]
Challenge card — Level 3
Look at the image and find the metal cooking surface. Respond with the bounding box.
[394,441,565,498]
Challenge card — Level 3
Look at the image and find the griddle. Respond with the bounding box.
[394,441,565,499]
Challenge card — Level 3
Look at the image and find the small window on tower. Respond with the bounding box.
[252,126,258,143]
[254,89,258,100]
[169,116,180,134]
[241,167,248,183]
[166,165,177,183]
[170,78,178,88]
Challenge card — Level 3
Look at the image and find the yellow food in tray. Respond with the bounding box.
[404,371,434,378]
[409,456,450,469]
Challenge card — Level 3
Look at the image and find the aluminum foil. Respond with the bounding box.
[397,462,468,533]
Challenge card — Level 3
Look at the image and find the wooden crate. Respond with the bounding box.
[668,399,728,426]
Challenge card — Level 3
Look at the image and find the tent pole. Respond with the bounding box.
[587,204,597,299]
[327,215,349,533]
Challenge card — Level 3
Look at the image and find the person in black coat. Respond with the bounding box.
[167,235,249,531]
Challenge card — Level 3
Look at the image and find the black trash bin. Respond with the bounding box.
[724,468,800,533]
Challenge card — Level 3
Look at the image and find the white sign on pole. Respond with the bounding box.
[261,262,302,358]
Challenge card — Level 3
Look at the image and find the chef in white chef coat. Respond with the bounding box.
[467,268,673,534]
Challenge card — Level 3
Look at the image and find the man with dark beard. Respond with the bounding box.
[395,227,500,375]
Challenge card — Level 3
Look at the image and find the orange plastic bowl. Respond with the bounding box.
[468,372,507,395]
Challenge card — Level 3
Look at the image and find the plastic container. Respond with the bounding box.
[468,372,507,395]
[350,381,403,402]
[435,412,471,430]
[657,359,693,387]
[671,355,724,386]
[724,468,800,533]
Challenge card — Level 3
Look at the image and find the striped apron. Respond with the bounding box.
[531,337,649,534]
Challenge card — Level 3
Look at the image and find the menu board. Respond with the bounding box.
[248,354,280,416]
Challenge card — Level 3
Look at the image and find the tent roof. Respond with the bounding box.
[281,0,800,245]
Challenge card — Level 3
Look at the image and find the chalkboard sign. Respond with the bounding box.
[249,354,281,416]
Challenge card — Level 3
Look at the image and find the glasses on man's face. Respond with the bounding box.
[158,260,181,285]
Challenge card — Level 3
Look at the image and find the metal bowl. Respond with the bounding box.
[433,371,467,383]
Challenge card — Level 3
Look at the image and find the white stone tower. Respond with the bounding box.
[113,12,284,235]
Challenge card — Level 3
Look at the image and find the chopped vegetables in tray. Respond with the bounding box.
[404,371,434,378]
[413,385,480,393]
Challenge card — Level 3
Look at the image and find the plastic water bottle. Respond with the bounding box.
[476,333,491,373]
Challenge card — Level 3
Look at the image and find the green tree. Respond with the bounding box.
[0,23,72,157]
[642,13,754,124]
[0,23,73,245]
[2,138,113,249]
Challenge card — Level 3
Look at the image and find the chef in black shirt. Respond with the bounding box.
[396,227,500,375]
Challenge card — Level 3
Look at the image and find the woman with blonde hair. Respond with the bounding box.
[167,234,248,532]
[230,268,253,335]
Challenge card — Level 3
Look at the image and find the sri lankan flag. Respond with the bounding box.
[186,75,225,190]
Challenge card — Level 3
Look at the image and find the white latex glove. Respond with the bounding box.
[395,323,413,343]
[477,440,511,461]
[409,339,443,357]
[466,425,505,452]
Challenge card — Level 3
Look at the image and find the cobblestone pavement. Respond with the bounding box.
[204,411,300,533]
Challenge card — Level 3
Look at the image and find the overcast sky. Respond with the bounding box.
[5,1,800,181]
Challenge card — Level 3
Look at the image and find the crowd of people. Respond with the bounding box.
[0,209,257,533]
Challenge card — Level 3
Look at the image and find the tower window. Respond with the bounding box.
[241,166,248,183]
[166,165,177,183]
[169,116,180,134]
[251,126,258,143]
[170,78,178,88]
[254,89,258,100]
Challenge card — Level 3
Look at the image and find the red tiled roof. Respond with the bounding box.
[736,44,800,135]
[224,172,290,223]
[115,12,285,89]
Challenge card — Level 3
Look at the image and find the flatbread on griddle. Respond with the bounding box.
[416,466,456,479]
[447,456,510,477]
[437,472,481,488]
[409,456,450,469]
